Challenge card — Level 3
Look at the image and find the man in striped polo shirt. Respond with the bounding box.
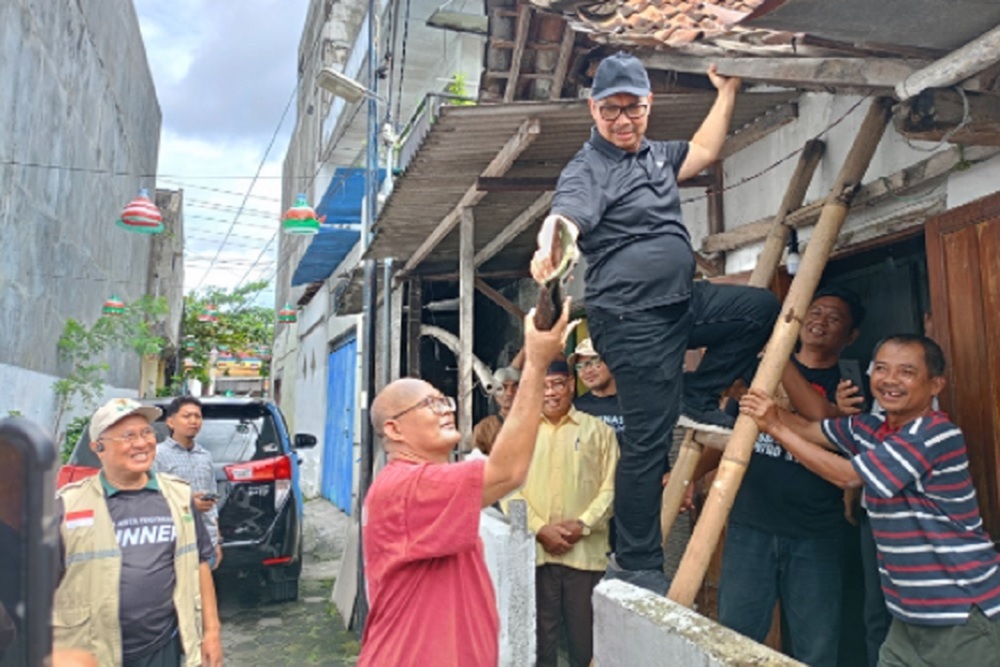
[740,334,1000,666]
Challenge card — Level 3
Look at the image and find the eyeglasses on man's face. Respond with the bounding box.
[597,103,649,122]
[390,395,457,420]
[99,427,156,446]
[543,379,570,392]
[575,358,604,372]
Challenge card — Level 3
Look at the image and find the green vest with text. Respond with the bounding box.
[53,473,203,667]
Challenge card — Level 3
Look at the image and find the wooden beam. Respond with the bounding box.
[897,24,1000,100]
[720,102,799,160]
[702,145,1000,253]
[706,162,725,236]
[419,269,530,282]
[895,89,1000,146]
[478,176,555,192]
[748,139,826,287]
[669,98,894,608]
[641,54,929,90]
[504,3,533,103]
[475,191,553,267]
[398,118,541,276]
[549,21,576,101]
[475,277,526,320]
[459,209,475,449]
[406,279,422,377]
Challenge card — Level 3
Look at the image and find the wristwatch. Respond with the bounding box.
[577,520,591,536]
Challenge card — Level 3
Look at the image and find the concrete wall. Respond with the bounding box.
[479,503,536,667]
[294,289,331,497]
[0,0,163,427]
[593,580,804,667]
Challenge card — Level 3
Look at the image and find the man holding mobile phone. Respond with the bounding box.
[155,397,222,570]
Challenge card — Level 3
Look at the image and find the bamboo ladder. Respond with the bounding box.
[662,98,894,607]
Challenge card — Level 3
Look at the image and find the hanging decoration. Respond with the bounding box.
[198,304,219,323]
[102,295,125,317]
[278,304,298,324]
[281,193,322,235]
[116,188,164,234]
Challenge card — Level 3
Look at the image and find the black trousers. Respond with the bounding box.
[536,564,604,667]
[587,281,779,571]
[124,633,182,667]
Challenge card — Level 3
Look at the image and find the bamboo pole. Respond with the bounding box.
[659,140,826,547]
[668,98,893,607]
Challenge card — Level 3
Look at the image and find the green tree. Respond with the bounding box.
[181,281,274,386]
[53,295,169,446]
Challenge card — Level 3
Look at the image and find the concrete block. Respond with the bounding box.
[593,580,804,667]
[480,505,536,667]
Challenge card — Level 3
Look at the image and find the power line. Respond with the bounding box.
[194,85,298,291]
[157,179,281,202]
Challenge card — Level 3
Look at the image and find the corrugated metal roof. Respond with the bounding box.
[365,92,797,275]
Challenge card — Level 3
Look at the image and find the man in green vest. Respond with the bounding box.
[53,398,223,667]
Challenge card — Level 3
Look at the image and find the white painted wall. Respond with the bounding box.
[479,504,536,667]
[694,92,998,275]
[294,290,332,498]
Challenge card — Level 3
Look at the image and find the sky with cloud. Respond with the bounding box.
[134,0,310,306]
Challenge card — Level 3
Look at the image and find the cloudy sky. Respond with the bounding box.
[134,0,310,306]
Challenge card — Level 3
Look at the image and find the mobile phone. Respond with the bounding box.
[838,359,869,410]
[201,493,219,502]
[0,417,58,667]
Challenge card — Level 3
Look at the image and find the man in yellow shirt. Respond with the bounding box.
[505,358,618,667]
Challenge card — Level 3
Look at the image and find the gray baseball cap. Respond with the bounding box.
[592,52,651,101]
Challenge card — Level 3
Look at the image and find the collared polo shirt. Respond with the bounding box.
[823,412,1000,626]
[504,407,619,572]
[552,129,693,313]
[155,437,219,546]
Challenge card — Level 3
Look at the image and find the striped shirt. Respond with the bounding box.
[823,412,1000,625]
[154,437,220,547]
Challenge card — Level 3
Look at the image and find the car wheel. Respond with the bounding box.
[267,575,299,603]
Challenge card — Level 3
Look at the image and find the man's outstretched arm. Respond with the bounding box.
[482,302,576,507]
[741,389,862,490]
[678,65,740,182]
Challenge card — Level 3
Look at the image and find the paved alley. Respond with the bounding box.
[215,499,359,666]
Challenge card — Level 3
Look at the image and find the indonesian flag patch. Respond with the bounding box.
[65,510,95,529]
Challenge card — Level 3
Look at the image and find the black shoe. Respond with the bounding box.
[678,407,735,435]
[603,554,671,596]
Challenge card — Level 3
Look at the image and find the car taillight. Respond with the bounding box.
[224,455,293,509]
[224,455,292,483]
[56,465,99,489]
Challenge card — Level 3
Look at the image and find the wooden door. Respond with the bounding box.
[926,192,1000,538]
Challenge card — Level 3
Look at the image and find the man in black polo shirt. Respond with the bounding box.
[531,52,779,588]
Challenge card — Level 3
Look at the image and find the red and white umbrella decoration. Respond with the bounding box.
[116,188,164,234]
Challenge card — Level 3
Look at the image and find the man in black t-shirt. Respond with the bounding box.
[717,287,865,667]
[571,338,623,439]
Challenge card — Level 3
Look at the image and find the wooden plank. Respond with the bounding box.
[748,139,825,288]
[549,22,576,101]
[895,89,1000,146]
[459,209,475,449]
[475,277,526,320]
[504,4,533,103]
[706,162,725,236]
[478,176,556,192]
[406,279,422,377]
[475,191,553,267]
[897,24,1000,100]
[397,118,542,275]
[703,145,1000,253]
[641,54,930,90]
[720,103,798,160]
[669,98,894,608]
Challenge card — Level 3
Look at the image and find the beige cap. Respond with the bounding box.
[568,337,599,365]
[493,366,521,384]
[89,398,162,442]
